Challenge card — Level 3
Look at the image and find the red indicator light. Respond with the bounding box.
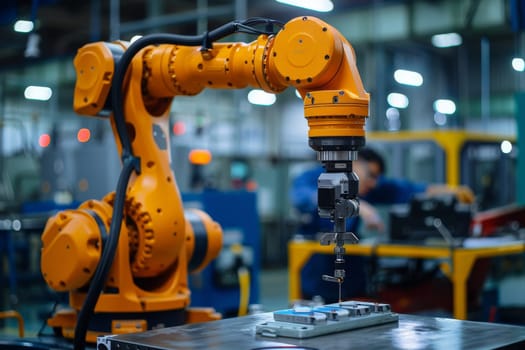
[39,134,51,148]
[172,121,186,136]
[77,128,91,143]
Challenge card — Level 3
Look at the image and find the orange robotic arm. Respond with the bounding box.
[75,16,369,144]
[40,16,369,345]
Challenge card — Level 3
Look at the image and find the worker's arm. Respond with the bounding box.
[365,177,427,204]
[359,200,384,232]
[365,177,475,205]
[425,184,475,204]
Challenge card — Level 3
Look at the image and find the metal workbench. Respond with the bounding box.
[98,313,525,350]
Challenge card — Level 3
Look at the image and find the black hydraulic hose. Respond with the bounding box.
[110,18,281,160]
[73,157,135,350]
[111,22,238,159]
[110,32,202,162]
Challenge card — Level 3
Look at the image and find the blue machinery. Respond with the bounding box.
[182,190,260,317]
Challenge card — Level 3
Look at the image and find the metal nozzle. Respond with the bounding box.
[322,275,343,283]
[322,274,344,304]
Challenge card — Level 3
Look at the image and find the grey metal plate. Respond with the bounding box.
[257,302,399,338]
[98,313,525,350]
[256,313,399,339]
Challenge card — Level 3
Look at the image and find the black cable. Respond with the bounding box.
[111,21,236,160]
[73,158,135,350]
[37,299,59,337]
[110,17,282,161]
[239,17,284,34]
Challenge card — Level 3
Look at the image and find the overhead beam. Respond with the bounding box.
[119,4,234,34]
[328,0,506,44]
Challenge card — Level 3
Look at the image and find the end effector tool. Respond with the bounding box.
[317,162,360,295]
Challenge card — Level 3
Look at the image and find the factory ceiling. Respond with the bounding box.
[0,0,518,69]
[0,0,340,68]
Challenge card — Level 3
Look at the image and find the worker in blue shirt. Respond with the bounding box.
[290,147,473,302]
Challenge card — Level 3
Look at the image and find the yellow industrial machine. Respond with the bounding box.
[368,130,515,186]
[368,130,516,209]
[39,16,369,347]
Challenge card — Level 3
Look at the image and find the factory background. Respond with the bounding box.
[1,0,525,345]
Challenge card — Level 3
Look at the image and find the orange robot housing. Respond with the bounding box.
[40,16,369,343]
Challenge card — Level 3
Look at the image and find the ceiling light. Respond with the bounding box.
[500,140,512,154]
[24,86,52,101]
[434,112,447,126]
[431,32,462,48]
[385,107,400,120]
[394,69,423,87]
[433,99,456,114]
[512,58,525,72]
[387,93,409,109]
[14,20,34,33]
[247,89,276,106]
[275,0,334,12]
[386,108,400,131]
[24,33,40,58]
